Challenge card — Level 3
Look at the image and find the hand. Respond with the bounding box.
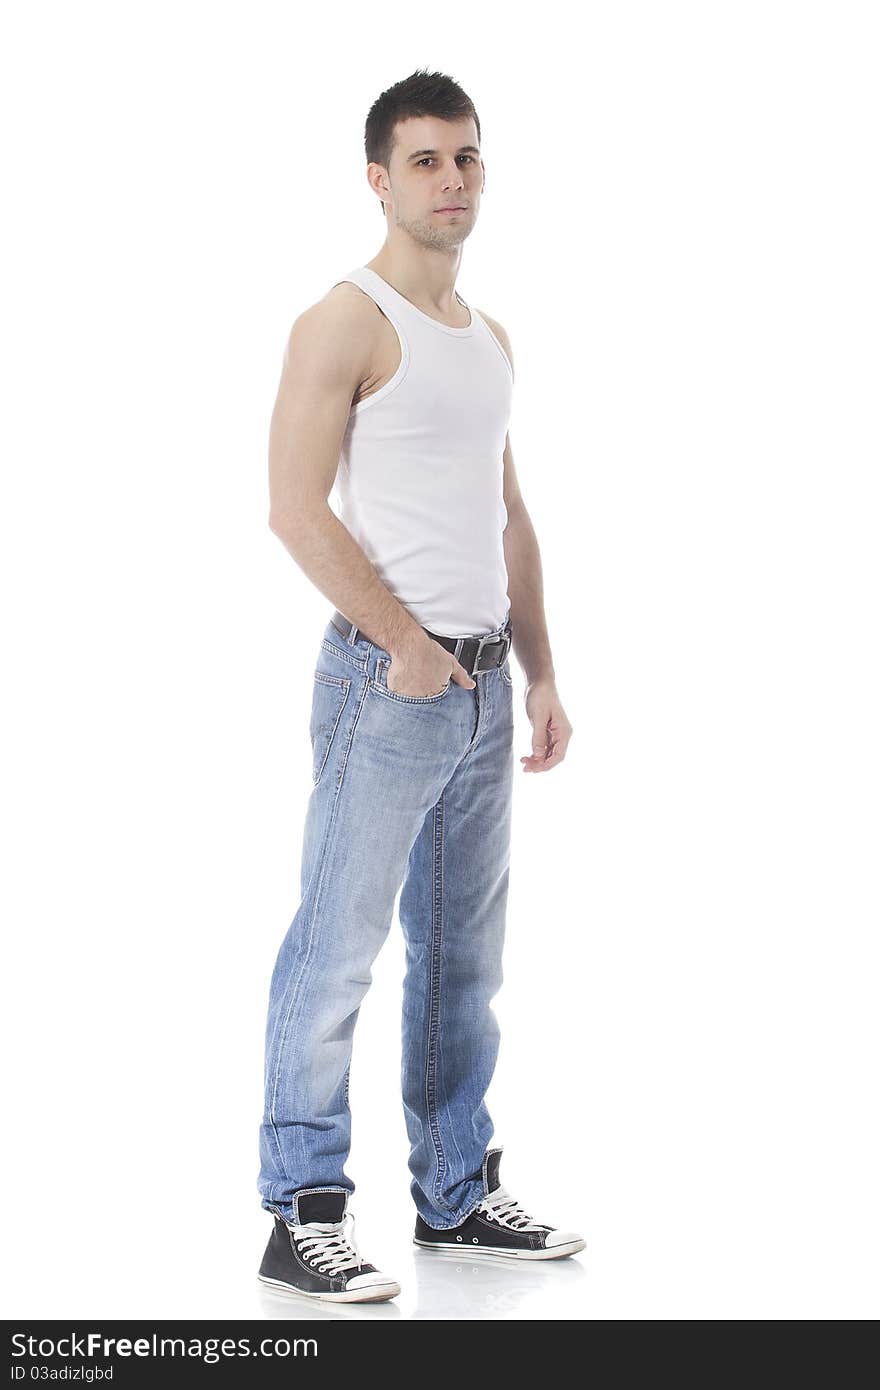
[520,676,572,772]
[385,640,476,698]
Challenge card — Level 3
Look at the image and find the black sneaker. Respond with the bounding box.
[413,1147,586,1261]
[258,1190,401,1303]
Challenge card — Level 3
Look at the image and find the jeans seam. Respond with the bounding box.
[417,1186,485,1229]
[320,638,367,672]
[311,674,351,786]
[267,674,370,1175]
[426,794,451,1209]
[456,673,487,768]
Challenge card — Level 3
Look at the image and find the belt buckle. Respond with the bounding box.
[474,628,511,673]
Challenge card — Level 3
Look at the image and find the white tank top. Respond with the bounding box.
[329,266,513,637]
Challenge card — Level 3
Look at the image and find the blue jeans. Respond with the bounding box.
[258,612,515,1230]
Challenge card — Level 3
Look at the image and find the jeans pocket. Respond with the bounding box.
[372,655,452,703]
[310,671,351,784]
[499,658,513,686]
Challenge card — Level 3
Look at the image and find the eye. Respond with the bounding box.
[417,155,476,167]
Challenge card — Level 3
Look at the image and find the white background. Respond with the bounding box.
[2,1,878,1321]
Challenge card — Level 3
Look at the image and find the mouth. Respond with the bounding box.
[435,206,467,215]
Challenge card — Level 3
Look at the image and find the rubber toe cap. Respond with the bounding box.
[545,1229,586,1251]
[347,1271,401,1295]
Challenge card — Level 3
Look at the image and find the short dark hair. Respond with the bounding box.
[365,68,481,214]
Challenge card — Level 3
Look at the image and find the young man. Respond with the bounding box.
[257,69,582,1304]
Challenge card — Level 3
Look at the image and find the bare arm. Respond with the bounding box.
[503,487,556,686]
[476,310,556,687]
[268,289,429,657]
[268,288,473,691]
[477,309,572,771]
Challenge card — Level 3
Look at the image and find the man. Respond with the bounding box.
[257,69,584,1305]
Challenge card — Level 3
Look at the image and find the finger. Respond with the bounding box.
[538,740,564,769]
[520,751,557,772]
[520,735,566,771]
[520,754,545,770]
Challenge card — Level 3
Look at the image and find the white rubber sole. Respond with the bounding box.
[413,1236,586,1261]
[257,1273,401,1303]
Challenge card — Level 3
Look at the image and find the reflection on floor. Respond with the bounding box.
[255,1244,588,1321]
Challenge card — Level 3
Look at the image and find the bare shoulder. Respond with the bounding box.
[279,280,381,377]
[474,307,515,376]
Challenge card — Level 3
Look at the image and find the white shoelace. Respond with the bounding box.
[479,1185,547,1231]
[290,1213,363,1274]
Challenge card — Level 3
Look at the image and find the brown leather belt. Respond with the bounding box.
[330,608,512,677]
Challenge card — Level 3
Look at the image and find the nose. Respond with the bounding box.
[440,161,465,192]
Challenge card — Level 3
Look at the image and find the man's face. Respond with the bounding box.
[377,116,484,250]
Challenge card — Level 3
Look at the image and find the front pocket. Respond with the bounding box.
[371,656,452,704]
[309,671,351,784]
[499,659,513,686]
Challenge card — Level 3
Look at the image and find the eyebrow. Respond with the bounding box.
[406,146,481,162]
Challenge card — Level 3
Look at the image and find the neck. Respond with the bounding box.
[367,242,464,317]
